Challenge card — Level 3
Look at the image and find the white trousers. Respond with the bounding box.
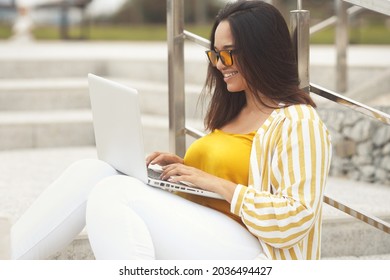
[11,159,262,260]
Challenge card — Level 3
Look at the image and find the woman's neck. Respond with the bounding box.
[219,93,275,134]
[244,91,275,114]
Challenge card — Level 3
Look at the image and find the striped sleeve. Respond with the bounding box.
[230,106,332,250]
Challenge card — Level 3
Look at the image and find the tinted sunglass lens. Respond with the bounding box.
[206,50,233,67]
[220,51,232,66]
[207,51,218,66]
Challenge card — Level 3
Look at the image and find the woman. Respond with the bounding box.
[11,0,331,260]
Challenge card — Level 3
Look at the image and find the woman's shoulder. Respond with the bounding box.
[276,104,321,122]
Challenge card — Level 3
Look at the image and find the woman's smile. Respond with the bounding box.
[223,70,239,81]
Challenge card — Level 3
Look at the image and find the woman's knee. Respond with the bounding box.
[64,159,117,176]
[48,159,119,198]
[86,176,151,226]
[87,175,147,204]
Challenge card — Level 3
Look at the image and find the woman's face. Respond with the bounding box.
[214,20,248,93]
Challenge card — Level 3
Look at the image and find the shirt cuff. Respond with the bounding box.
[230,184,248,216]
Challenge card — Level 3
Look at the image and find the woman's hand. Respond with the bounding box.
[146,151,184,167]
[160,163,237,203]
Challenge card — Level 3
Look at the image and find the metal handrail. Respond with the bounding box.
[183,30,209,48]
[311,83,390,125]
[344,0,390,16]
[324,196,390,234]
[166,0,390,235]
[310,5,364,35]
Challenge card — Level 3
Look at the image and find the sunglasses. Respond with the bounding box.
[205,49,235,67]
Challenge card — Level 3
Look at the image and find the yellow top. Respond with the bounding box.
[180,129,255,224]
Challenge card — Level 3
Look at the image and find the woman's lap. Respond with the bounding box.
[12,158,262,260]
[86,175,262,260]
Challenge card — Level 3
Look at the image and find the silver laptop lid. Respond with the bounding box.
[88,73,148,183]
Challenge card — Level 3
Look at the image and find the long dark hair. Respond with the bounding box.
[203,0,316,131]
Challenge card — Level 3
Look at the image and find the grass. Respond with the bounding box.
[0,24,12,38]
[1,23,389,44]
[33,24,213,41]
[310,24,390,45]
[32,24,168,41]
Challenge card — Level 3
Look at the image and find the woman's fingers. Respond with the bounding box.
[145,151,161,166]
[145,152,183,166]
[161,164,197,182]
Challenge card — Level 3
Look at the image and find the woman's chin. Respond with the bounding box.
[226,86,244,93]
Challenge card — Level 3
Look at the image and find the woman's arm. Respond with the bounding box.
[160,164,237,202]
[231,117,332,249]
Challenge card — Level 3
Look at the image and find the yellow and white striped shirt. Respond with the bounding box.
[230,104,332,260]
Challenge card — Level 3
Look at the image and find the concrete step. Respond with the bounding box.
[0,147,389,259]
[345,67,390,105]
[0,110,166,151]
[0,41,209,85]
[321,214,390,258]
[0,78,91,111]
[308,45,390,94]
[0,78,206,118]
[321,176,390,259]
[0,215,11,260]
[0,59,209,85]
[0,109,204,151]
[0,110,95,150]
[2,58,388,95]
[0,77,206,151]
[1,42,390,97]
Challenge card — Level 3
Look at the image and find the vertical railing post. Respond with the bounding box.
[60,1,69,39]
[336,0,348,92]
[297,0,302,9]
[167,0,186,157]
[290,7,310,93]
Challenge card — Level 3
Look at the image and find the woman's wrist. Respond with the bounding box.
[214,179,237,203]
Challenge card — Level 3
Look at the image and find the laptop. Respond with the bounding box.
[87,73,223,200]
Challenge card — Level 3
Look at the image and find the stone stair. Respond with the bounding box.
[0,41,209,152]
[0,41,389,260]
[0,77,204,151]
